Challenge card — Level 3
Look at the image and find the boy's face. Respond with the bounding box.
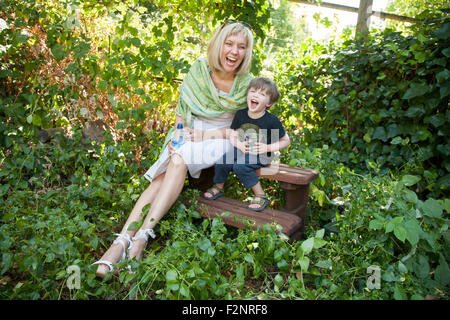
[247,87,271,113]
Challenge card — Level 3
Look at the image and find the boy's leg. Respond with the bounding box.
[250,181,265,196]
[204,153,233,199]
[233,160,269,210]
[248,181,269,210]
[232,163,263,190]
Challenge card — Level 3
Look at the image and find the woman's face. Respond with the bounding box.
[220,32,247,74]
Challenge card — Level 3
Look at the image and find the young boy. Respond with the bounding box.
[203,77,291,211]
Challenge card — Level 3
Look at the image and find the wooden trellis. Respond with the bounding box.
[289,0,417,38]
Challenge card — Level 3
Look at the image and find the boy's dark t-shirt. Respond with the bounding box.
[230,108,286,165]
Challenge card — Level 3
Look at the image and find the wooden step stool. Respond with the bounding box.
[183,164,319,241]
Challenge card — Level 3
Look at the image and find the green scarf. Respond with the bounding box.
[162,57,252,149]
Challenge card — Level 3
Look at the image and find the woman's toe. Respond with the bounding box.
[95,264,109,278]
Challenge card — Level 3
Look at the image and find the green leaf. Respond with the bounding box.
[428,114,445,128]
[220,211,232,217]
[127,220,142,231]
[422,199,443,218]
[315,228,325,239]
[244,254,254,264]
[435,258,450,286]
[372,127,387,141]
[326,96,339,111]
[32,114,41,126]
[440,82,450,99]
[73,41,90,59]
[401,175,421,186]
[166,269,177,281]
[404,219,422,246]
[417,33,428,43]
[386,124,401,139]
[313,238,327,249]
[436,143,450,156]
[315,260,332,269]
[394,285,407,300]
[402,82,429,99]
[391,136,403,145]
[403,189,418,204]
[442,47,450,57]
[436,69,450,82]
[405,106,425,118]
[385,220,394,233]
[1,253,12,275]
[442,199,450,213]
[369,219,383,230]
[413,255,430,279]
[394,225,407,242]
[434,22,450,39]
[0,184,10,198]
[197,237,212,251]
[301,237,314,254]
[131,37,141,47]
[277,259,289,271]
[98,80,108,92]
[51,43,67,61]
[274,274,284,288]
[128,26,139,36]
[298,256,310,272]
[180,284,190,298]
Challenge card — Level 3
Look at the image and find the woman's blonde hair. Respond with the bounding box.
[207,22,253,75]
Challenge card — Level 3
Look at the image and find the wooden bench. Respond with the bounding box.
[183,163,319,241]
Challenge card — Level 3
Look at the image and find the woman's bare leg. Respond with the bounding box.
[128,154,188,260]
[95,172,166,276]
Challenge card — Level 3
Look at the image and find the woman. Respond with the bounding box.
[93,22,254,278]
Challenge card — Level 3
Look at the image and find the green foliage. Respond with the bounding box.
[0,0,271,147]
[265,0,309,52]
[273,16,450,198]
[386,0,449,19]
[288,146,449,299]
[0,0,449,301]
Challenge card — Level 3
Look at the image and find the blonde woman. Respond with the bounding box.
[93,22,254,278]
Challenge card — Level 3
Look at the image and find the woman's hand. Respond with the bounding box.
[168,140,175,156]
[184,128,203,142]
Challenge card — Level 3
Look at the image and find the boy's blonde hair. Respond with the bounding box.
[246,77,280,107]
[207,22,253,75]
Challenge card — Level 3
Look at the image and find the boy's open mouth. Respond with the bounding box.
[250,98,259,109]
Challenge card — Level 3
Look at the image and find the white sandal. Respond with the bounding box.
[132,228,156,243]
[92,233,132,278]
[126,229,156,274]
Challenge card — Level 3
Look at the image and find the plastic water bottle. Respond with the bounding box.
[171,123,185,149]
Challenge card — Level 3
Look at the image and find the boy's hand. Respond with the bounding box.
[252,142,270,154]
[236,140,250,154]
[229,130,249,153]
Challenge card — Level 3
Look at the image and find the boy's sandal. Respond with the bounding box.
[248,195,270,212]
[203,185,224,200]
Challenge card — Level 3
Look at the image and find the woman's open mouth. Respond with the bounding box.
[225,56,238,66]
